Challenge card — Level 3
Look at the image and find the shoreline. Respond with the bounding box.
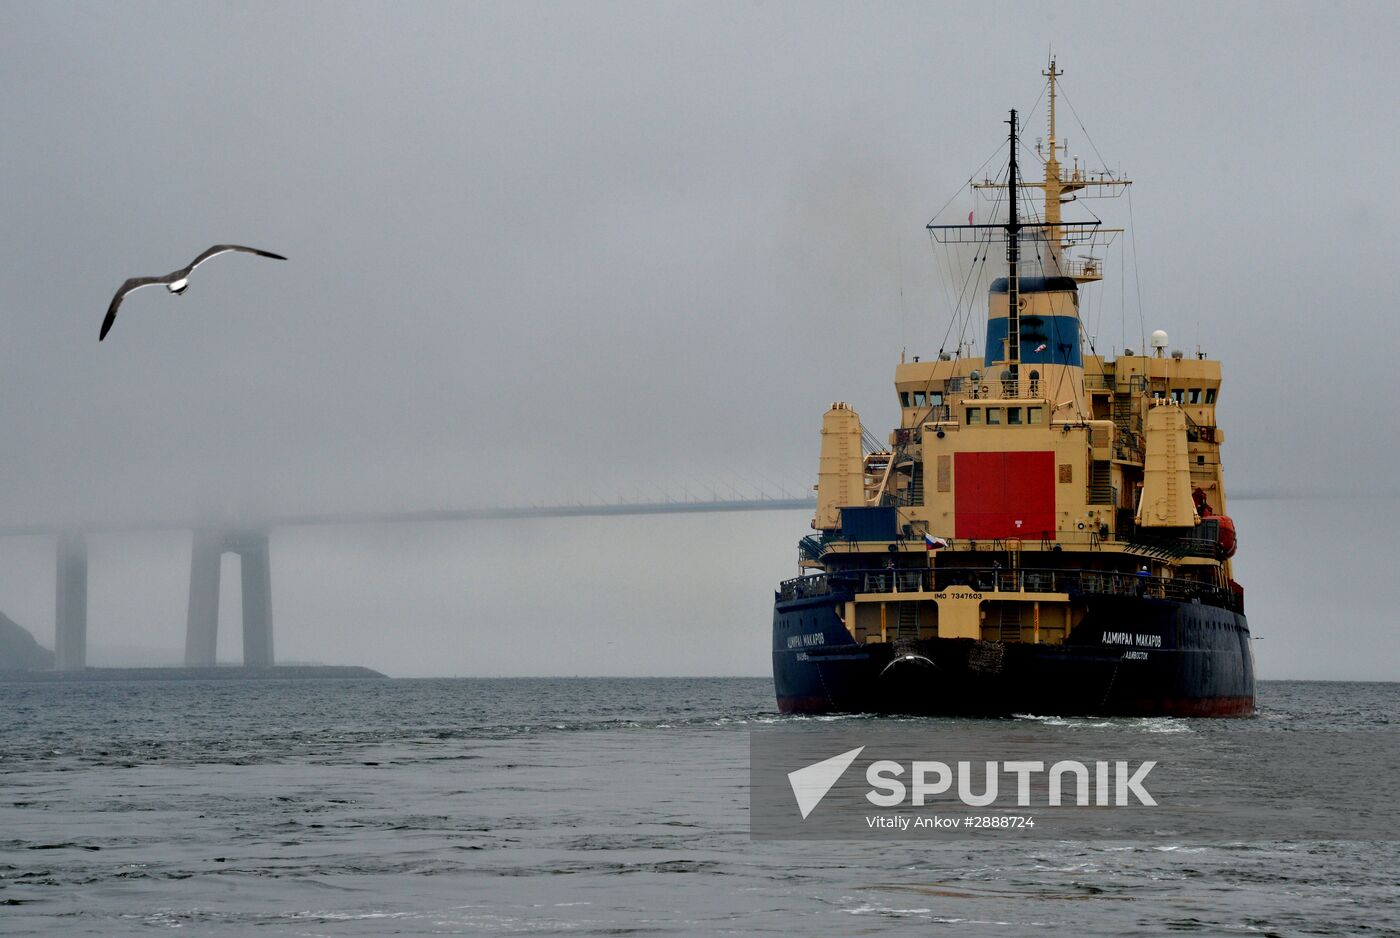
[0,665,388,682]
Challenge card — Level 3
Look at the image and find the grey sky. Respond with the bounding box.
[0,2,1395,678]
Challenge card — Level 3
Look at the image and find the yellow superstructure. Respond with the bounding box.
[805,61,1239,649]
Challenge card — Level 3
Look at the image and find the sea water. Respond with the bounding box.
[1,677,1397,935]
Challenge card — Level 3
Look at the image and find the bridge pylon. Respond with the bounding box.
[55,532,88,671]
[185,528,273,668]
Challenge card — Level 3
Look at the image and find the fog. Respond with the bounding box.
[0,1,1395,678]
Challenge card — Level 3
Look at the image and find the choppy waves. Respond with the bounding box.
[0,678,1396,935]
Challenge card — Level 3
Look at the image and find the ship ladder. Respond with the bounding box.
[894,602,920,641]
[1098,660,1122,711]
[1111,396,1143,460]
[885,602,934,676]
[1089,461,1114,505]
[998,603,1023,643]
[908,463,925,507]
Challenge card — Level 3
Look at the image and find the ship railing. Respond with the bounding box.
[923,403,952,423]
[962,380,1076,402]
[781,566,1240,612]
[930,529,1221,559]
[850,570,926,594]
[938,532,1106,551]
[798,534,827,563]
[778,574,833,601]
[1062,257,1103,280]
[896,570,924,592]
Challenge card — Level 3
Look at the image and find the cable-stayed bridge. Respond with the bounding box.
[5,495,817,672]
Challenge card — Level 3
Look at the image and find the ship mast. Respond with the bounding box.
[1042,59,1064,252]
[927,61,1129,369]
[1005,109,1021,378]
[1034,58,1131,282]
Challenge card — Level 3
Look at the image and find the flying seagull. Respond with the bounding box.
[100,244,287,341]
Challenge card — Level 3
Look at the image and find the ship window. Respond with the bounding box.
[1007,407,1023,425]
[986,408,1002,425]
[1188,388,1202,404]
[900,391,910,407]
[930,392,943,406]
[1170,389,1184,403]
[966,407,982,425]
[1027,406,1044,424]
[913,391,926,406]
[1205,388,1217,404]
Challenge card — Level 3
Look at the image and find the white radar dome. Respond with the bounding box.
[1151,330,1169,350]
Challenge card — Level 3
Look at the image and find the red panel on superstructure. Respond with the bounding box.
[954,451,1057,540]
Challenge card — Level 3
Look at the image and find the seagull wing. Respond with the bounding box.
[100,277,166,341]
[187,244,288,271]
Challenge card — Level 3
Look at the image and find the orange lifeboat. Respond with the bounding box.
[1191,487,1237,558]
[1216,515,1237,558]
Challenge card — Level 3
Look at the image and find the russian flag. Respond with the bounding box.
[924,532,949,550]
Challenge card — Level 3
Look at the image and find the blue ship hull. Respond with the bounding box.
[773,587,1254,717]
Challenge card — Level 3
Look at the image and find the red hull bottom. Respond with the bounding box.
[776,693,1255,718]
